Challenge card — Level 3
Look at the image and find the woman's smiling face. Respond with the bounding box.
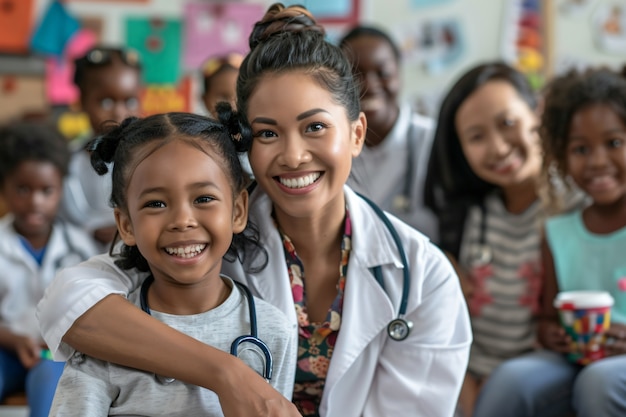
[455,80,541,190]
[246,71,366,220]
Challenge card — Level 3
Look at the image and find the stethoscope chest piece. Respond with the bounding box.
[388,317,413,341]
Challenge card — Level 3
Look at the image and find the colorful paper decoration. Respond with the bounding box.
[140,76,192,116]
[183,2,264,71]
[126,17,182,84]
[0,0,34,53]
[45,29,98,105]
[31,0,81,56]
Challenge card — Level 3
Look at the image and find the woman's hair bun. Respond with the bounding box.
[249,2,325,50]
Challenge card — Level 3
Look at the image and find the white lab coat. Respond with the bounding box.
[0,215,98,341]
[38,186,471,417]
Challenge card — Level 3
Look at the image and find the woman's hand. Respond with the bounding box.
[538,319,571,353]
[217,358,302,417]
[605,323,626,357]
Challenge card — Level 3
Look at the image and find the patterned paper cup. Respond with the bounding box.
[554,291,614,365]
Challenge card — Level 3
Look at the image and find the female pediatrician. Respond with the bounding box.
[37,4,471,417]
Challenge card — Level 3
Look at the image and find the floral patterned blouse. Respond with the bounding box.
[278,212,352,417]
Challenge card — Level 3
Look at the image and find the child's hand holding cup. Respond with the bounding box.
[554,290,614,365]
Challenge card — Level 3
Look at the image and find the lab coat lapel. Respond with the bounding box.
[323,187,399,399]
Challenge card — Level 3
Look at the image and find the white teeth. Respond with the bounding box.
[164,244,206,258]
[279,172,321,189]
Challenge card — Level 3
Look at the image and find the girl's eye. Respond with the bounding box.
[378,69,393,80]
[465,133,483,143]
[306,122,326,133]
[570,145,588,155]
[125,97,139,110]
[608,138,624,148]
[502,118,516,128]
[100,98,114,110]
[144,201,165,208]
[195,196,215,204]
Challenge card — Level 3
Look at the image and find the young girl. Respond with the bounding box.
[0,122,97,417]
[60,46,143,249]
[201,52,243,116]
[340,26,438,241]
[424,62,548,416]
[38,4,471,416]
[473,68,626,417]
[49,111,295,416]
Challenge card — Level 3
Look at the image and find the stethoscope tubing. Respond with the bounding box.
[139,276,273,381]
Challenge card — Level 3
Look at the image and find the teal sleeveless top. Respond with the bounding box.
[545,210,626,324]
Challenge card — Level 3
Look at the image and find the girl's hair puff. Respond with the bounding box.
[423,61,537,257]
[236,2,361,131]
[88,109,263,273]
[0,121,70,185]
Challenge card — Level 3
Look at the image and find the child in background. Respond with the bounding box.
[0,122,97,417]
[60,46,143,249]
[340,26,438,241]
[49,111,295,416]
[201,53,243,116]
[473,68,626,417]
[424,62,547,417]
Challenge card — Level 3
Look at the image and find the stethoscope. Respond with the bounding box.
[247,179,414,343]
[139,276,273,382]
[358,193,413,342]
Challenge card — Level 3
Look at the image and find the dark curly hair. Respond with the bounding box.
[541,67,626,179]
[88,106,267,273]
[236,2,361,131]
[0,121,70,185]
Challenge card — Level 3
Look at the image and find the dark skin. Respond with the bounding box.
[342,35,400,147]
[0,161,64,368]
[540,103,626,357]
[79,61,142,245]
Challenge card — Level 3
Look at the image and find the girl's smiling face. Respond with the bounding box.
[115,139,247,287]
[455,80,541,191]
[566,103,626,207]
[246,71,366,221]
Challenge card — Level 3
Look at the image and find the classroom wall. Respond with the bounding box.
[7,0,626,121]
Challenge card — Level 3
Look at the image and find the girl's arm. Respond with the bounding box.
[65,295,301,417]
[537,236,570,352]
